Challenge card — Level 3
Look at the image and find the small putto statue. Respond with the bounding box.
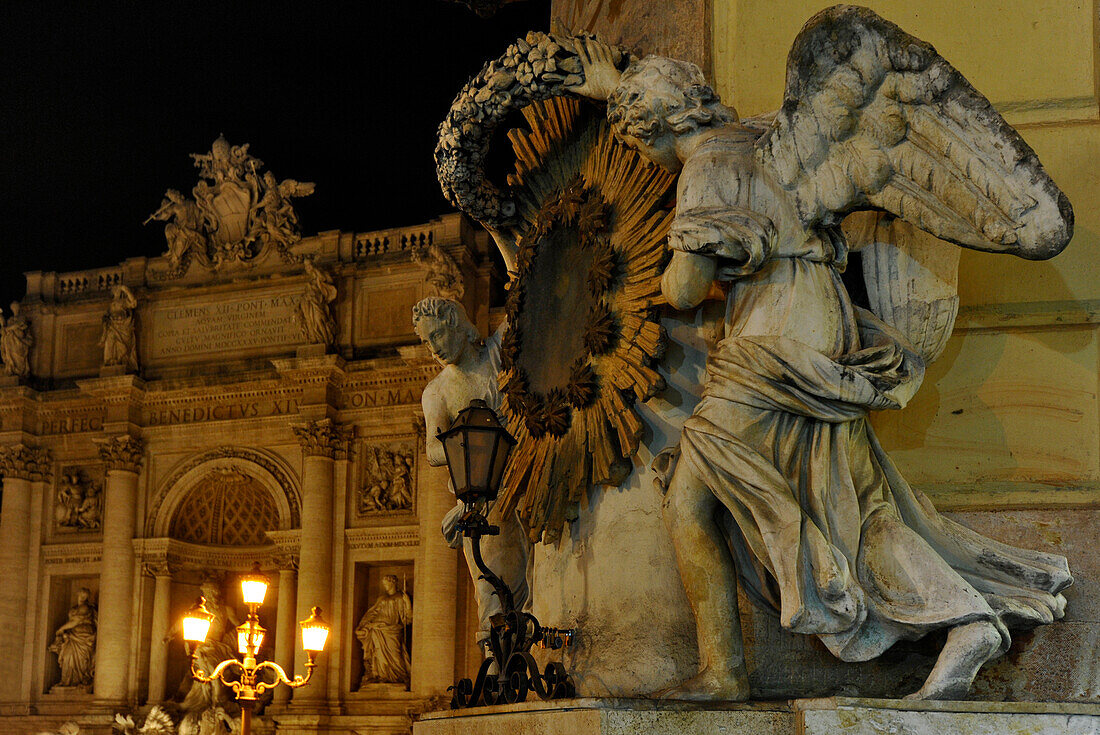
[48,587,97,691]
[355,574,412,686]
[100,285,139,372]
[0,301,33,379]
[294,260,337,349]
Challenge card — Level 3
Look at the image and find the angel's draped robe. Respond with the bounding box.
[669,131,1072,661]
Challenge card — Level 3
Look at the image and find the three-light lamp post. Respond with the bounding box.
[181,564,331,734]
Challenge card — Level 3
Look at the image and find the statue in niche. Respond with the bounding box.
[355,574,412,687]
[48,587,97,691]
[55,471,102,532]
[413,296,532,657]
[410,239,465,301]
[100,285,139,372]
[359,445,415,514]
[294,259,337,349]
[0,301,33,379]
[565,6,1074,701]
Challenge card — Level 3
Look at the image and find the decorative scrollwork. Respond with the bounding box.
[449,510,575,708]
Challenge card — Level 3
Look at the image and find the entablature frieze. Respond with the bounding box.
[344,525,419,552]
[42,541,102,567]
[134,536,296,574]
[0,360,433,437]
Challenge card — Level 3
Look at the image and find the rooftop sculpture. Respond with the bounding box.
[145,135,314,276]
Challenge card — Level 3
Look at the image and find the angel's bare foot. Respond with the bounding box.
[653,667,750,702]
[904,621,1002,701]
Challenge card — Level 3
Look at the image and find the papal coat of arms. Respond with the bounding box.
[145,135,315,276]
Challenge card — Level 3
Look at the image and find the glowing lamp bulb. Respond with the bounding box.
[240,563,269,606]
[182,597,215,643]
[299,606,330,653]
[236,620,266,655]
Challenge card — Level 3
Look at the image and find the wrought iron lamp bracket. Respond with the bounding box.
[449,504,577,708]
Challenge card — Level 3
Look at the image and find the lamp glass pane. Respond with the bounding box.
[241,578,268,606]
[237,627,249,654]
[236,622,266,654]
[442,431,467,491]
[490,435,512,494]
[183,615,212,643]
[466,428,496,497]
[301,623,330,653]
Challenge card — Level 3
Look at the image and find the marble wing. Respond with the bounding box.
[755,5,1073,260]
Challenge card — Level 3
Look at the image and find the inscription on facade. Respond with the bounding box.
[145,398,298,427]
[343,388,421,409]
[38,416,104,435]
[149,292,301,359]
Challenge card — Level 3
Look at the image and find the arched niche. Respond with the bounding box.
[147,446,301,539]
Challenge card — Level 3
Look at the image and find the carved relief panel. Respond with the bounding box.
[356,441,416,518]
[53,466,105,535]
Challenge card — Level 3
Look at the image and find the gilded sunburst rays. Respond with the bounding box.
[496,97,674,543]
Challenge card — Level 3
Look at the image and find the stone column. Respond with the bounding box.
[144,562,173,704]
[410,459,458,695]
[290,420,345,705]
[0,446,50,703]
[274,557,298,705]
[93,435,144,706]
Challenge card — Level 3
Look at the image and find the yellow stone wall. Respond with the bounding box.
[712,0,1100,508]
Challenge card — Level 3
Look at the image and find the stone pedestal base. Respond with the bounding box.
[415,697,1100,735]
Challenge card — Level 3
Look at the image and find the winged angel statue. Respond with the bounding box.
[436,5,1074,701]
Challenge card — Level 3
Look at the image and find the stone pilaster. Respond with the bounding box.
[0,446,50,703]
[143,561,174,704]
[289,420,347,704]
[410,458,458,696]
[93,435,145,706]
[273,555,299,705]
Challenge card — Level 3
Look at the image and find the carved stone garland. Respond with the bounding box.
[494,98,674,542]
[435,31,625,228]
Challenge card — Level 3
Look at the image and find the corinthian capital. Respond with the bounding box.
[292,419,351,459]
[0,445,52,482]
[96,435,145,473]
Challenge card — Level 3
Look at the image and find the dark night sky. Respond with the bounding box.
[0,0,550,303]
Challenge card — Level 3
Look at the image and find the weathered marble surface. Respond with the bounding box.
[415,697,1100,735]
[551,0,711,79]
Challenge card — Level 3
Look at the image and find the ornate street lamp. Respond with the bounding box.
[181,564,330,734]
[439,399,575,708]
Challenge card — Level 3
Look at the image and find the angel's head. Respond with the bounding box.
[608,56,736,168]
[412,297,480,366]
